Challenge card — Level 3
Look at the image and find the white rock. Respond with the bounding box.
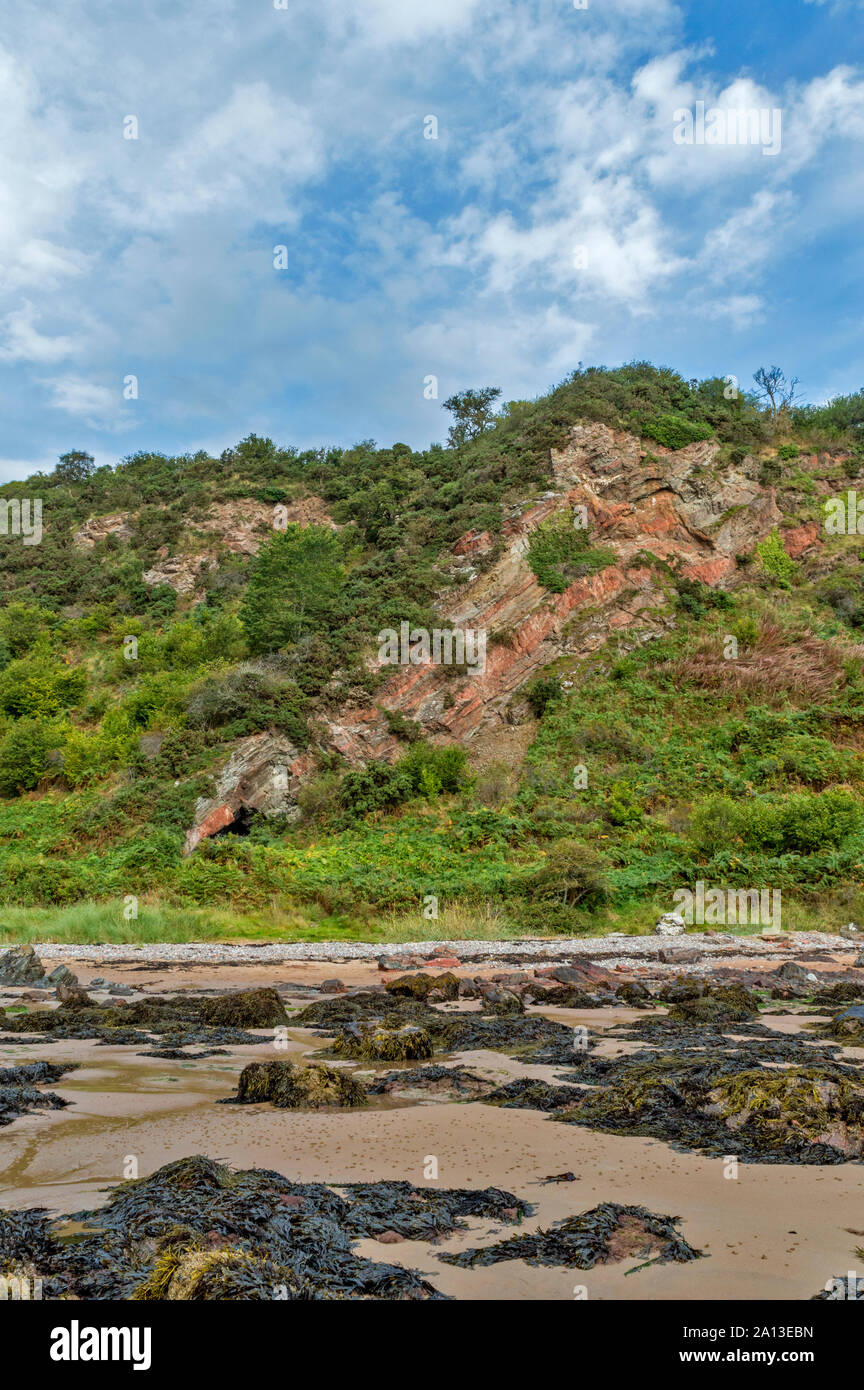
[654,913,687,937]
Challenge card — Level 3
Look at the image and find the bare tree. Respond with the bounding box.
[753,366,802,421]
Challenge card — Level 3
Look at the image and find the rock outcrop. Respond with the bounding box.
[185,426,794,847]
[184,732,316,853]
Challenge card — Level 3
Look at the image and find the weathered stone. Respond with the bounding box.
[46,965,79,988]
[0,946,45,985]
[654,913,687,937]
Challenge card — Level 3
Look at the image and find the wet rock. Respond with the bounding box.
[330,1023,434,1063]
[224,1060,367,1109]
[197,988,286,1029]
[56,985,95,1010]
[385,972,459,1002]
[45,965,78,989]
[775,961,819,986]
[830,1004,864,1040]
[441,1202,704,1270]
[0,946,45,985]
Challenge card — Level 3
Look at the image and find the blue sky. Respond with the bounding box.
[0,0,862,482]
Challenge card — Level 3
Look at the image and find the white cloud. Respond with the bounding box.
[0,301,80,363]
[42,376,134,432]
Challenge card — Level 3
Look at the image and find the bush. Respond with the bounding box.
[640,414,713,450]
[185,664,308,743]
[690,789,864,855]
[525,839,609,908]
[0,658,87,719]
[755,529,798,589]
[0,719,62,795]
[527,514,612,593]
[526,676,562,718]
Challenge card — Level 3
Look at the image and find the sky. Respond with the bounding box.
[0,0,862,483]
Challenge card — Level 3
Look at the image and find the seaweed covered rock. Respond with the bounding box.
[1,990,283,1048]
[666,984,760,1024]
[197,988,286,1029]
[225,1060,367,1109]
[441,1202,703,1270]
[530,983,605,1008]
[829,1004,864,1039]
[4,1155,533,1300]
[384,972,459,1002]
[366,1066,490,1098]
[423,1009,573,1056]
[0,1061,77,1127]
[559,1054,864,1162]
[292,990,426,1030]
[330,1023,434,1062]
[481,988,525,1017]
[706,1067,864,1157]
[655,976,704,1004]
[56,985,95,1010]
[131,1242,299,1301]
[482,1078,583,1112]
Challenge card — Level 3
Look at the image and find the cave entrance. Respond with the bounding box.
[211,804,259,838]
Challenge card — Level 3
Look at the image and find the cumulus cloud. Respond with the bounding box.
[0,0,860,482]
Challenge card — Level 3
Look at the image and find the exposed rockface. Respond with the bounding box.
[185,423,801,849]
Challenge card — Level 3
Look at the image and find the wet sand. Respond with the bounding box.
[2,955,863,1300]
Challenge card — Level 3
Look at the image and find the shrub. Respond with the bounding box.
[0,658,87,719]
[755,529,798,589]
[527,514,612,593]
[690,789,864,855]
[526,676,563,718]
[525,839,609,908]
[0,719,63,795]
[640,414,713,450]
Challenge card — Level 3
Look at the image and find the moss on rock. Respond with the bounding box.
[226,1060,367,1109]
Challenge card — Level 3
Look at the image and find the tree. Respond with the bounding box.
[442,387,502,447]
[55,450,95,483]
[752,367,801,422]
[239,524,345,654]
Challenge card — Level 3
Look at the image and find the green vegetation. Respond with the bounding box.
[1,361,864,940]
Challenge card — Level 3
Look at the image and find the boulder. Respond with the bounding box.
[0,946,45,985]
[654,913,686,937]
[46,965,79,989]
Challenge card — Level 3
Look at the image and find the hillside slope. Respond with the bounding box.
[2,363,864,942]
